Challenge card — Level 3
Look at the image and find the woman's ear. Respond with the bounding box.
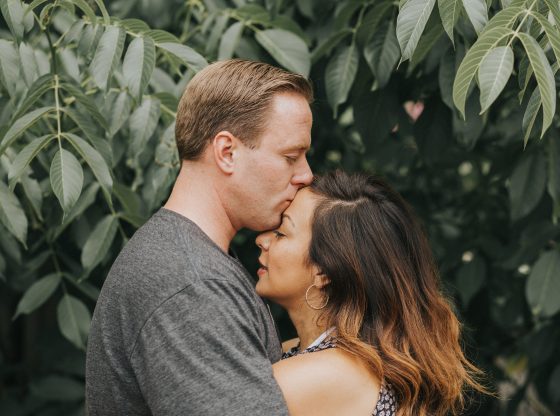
[312,267,330,289]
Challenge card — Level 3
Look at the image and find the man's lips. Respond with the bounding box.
[257,258,268,276]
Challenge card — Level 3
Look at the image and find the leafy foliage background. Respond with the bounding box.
[1,0,559,414]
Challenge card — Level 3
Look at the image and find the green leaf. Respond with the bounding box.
[12,74,55,121]
[123,36,156,103]
[478,46,514,113]
[0,38,20,96]
[0,106,53,156]
[50,148,84,214]
[526,250,560,317]
[255,29,311,76]
[57,294,91,350]
[158,42,208,73]
[21,175,42,221]
[548,134,560,206]
[509,152,546,221]
[522,88,541,147]
[64,133,113,202]
[218,22,244,61]
[453,26,513,119]
[81,214,118,270]
[439,50,455,109]
[145,29,180,44]
[0,0,30,40]
[543,0,560,27]
[93,0,110,25]
[13,273,61,319]
[462,0,488,34]
[517,33,556,138]
[52,183,99,239]
[60,81,108,129]
[30,375,84,401]
[326,44,359,118]
[311,29,352,64]
[62,107,112,166]
[63,273,100,302]
[364,20,400,90]
[455,256,486,306]
[19,42,39,87]
[108,90,132,137]
[72,0,97,24]
[0,181,27,245]
[89,25,126,91]
[120,18,150,34]
[357,0,394,45]
[396,0,436,61]
[207,13,231,55]
[529,11,560,65]
[438,0,462,44]
[8,134,54,187]
[59,48,81,82]
[407,18,445,73]
[480,5,523,36]
[129,97,161,158]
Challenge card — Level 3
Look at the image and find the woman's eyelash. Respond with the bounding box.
[273,230,285,239]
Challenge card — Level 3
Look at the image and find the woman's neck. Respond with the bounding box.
[287,305,329,350]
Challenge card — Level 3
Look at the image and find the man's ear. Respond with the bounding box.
[212,131,237,174]
[312,266,331,289]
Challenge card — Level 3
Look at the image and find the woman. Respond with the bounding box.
[255,170,486,416]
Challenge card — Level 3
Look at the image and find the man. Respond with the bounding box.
[85,60,313,415]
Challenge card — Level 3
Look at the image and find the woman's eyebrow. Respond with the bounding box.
[281,214,296,228]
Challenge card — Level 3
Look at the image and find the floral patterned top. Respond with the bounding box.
[282,338,397,416]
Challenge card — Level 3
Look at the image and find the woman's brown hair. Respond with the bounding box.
[308,170,488,416]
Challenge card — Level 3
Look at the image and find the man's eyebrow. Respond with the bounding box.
[283,144,310,152]
[282,214,296,228]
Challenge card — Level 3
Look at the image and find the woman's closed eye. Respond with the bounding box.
[273,230,286,239]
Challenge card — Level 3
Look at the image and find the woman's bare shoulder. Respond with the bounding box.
[273,349,380,416]
[281,337,300,353]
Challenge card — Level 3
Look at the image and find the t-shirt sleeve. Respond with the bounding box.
[129,278,289,415]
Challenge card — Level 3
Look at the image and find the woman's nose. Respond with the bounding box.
[256,232,271,251]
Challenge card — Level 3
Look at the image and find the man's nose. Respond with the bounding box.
[291,156,313,187]
[256,232,271,251]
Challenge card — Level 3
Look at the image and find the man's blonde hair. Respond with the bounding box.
[175,59,313,161]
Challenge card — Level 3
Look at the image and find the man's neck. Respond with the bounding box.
[164,164,236,253]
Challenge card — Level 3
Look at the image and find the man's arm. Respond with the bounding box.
[129,278,288,415]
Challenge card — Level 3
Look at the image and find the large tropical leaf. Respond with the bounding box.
[478,46,514,113]
[396,0,436,61]
[255,29,310,76]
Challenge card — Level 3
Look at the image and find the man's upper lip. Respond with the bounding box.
[258,258,268,269]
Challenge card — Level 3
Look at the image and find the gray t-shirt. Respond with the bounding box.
[85,208,288,415]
